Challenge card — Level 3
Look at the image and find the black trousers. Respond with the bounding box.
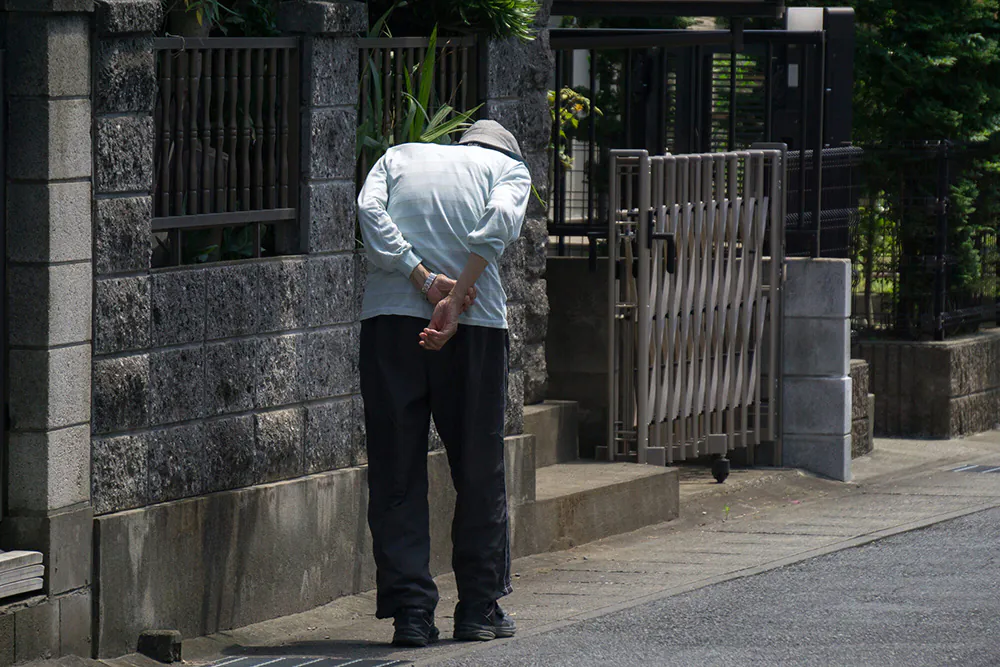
[360,315,511,619]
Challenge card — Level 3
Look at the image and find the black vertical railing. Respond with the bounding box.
[851,141,1000,341]
[932,142,951,340]
[152,37,300,267]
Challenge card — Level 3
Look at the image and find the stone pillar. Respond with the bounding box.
[1,0,96,661]
[279,0,365,250]
[850,359,874,458]
[278,0,366,465]
[488,1,554,412]
[88,0,158,529]
[782,258,853,481]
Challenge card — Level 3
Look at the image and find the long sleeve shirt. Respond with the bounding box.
[357,142,532,330]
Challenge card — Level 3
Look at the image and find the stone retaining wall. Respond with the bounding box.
[90,1,370,519]
[88,0,551,515]
[93,435,537,657]
[855,330,1000,438]
[850,359,874,458]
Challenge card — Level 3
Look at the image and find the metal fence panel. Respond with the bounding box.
[547,17,854,264]
[152,37,301,266]
[605,147,785,466]
[851,141,1000,340]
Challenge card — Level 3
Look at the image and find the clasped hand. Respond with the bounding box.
[420,275,477,351]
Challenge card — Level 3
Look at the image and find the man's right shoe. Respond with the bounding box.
[392,608,440,647]
[453,600,517,641]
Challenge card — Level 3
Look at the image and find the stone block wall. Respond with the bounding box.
[489,0,553,407]
[85,0,554,655]
[0,0,559,655]
[855,330,1000,438]
[89,1,368,517]
[850,359,874,458]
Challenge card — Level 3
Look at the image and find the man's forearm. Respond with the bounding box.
[451,254,489,301]
[409,264,431,291]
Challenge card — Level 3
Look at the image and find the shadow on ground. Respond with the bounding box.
[217,638,477,664]
[222,640,402,657]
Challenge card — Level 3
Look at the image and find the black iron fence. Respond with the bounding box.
[152,37,301,267]
[852,141,1000,341]
[785,146,863,258]
[546,10,856,262]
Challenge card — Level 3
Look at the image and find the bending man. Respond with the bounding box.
[357,120,531,647]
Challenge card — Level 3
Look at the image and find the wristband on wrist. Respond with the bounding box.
[421,272,438,299]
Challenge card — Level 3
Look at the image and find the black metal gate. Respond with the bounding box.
[548,7,857,261]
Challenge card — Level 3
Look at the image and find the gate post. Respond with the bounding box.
[782,258,853,481]
[1,0,97,659]
[635,153,652,464]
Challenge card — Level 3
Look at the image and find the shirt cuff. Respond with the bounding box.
[397,249,423,277]
[468,241,499,265]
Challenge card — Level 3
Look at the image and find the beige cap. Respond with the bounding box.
[458,119,523,160]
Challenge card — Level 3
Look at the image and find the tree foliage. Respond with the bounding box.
[788,0,1000,335]
[367,0,541,40]
[809,0,1000,144]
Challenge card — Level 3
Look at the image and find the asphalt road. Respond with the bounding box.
[434,507,1000,667]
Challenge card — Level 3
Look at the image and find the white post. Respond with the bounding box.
[782,258,853,481]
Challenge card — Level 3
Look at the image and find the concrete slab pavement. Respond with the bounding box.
[434,508,1000,666]
[122,432,1000,667]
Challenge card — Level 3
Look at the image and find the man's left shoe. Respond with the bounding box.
[453,600,516,641]
[392,608,440,647]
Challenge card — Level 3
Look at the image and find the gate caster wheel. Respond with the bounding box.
[712,456,731,484]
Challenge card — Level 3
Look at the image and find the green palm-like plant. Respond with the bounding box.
[367,0,540,42]
[453,0,541,41]
[357,26,483,165]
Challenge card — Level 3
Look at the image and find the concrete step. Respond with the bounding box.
[523,400,580,468]
[514,461,679,558]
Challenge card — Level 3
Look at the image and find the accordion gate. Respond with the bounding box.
[604,148,786,466]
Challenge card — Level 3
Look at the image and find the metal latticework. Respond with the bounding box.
[606,148,786,466]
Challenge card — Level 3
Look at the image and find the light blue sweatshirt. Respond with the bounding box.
[357,142,532,329]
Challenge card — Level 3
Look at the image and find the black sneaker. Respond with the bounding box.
[392,608,440,647]
[453,600,517,641]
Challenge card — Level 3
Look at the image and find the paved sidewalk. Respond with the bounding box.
[434,507,1000,666]
[149,432,1000,667]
